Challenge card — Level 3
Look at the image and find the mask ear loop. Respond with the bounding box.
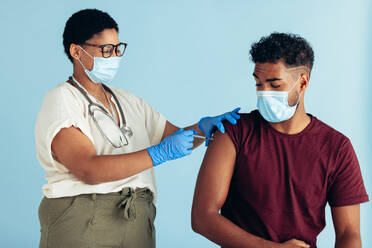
[287,75,302,92]
[286,76,302,107]
[77,45,94,72]
[78,45,94,59]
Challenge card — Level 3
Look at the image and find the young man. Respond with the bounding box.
[191,33,369,248]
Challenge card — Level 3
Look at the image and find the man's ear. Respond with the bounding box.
[69,44,81,60]
[299,73,309,93]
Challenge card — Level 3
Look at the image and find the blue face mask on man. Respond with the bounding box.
[78,46,121,84]
[256,76,301,123]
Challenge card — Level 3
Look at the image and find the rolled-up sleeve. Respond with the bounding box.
[35,86,94,172]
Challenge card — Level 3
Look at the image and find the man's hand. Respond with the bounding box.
[280,239,310,248]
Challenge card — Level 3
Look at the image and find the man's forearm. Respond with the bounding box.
[335,232,362,248]
[192,212,280,248]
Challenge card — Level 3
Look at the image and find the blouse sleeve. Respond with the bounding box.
[35,86,94,172]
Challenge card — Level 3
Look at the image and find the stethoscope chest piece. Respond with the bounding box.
[121,126,133,137]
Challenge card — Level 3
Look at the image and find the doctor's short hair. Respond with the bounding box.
[250,32,314,70]
[63,9,119,63]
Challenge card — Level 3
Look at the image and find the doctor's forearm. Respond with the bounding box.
[79,149,153,184]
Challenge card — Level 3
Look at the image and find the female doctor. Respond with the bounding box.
[35,8,240,248]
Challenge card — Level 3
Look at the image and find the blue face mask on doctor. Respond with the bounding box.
[78,45,121,84]
[257,76,301,123]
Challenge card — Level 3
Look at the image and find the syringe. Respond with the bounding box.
[193,135,214,141]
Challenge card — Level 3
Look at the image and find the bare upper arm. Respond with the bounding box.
[331,204,360,237]
[51,126,97,180]
[192,131,237,214]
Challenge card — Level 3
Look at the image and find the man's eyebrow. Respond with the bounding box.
[265,78,282,82]
[253,73,282,82]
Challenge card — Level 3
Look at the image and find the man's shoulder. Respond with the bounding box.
[224,109,259,125]
[310,115,350,146]
[236,110,262,128]
[222,110,261,138]
[240,110,261,120]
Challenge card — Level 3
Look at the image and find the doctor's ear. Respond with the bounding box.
[69,44,81,60]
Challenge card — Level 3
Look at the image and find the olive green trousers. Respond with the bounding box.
[38,187,156,248]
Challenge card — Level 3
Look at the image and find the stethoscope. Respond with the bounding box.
[68,76,133,148]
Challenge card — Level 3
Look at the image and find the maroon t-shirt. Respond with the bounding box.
[222,110,369,248]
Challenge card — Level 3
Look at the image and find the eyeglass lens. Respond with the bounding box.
[102,43,126,58]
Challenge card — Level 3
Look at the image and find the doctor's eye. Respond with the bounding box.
[101,45,114,57]
[270,84,280,88]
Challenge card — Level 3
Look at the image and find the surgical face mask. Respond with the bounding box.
[257,77,301,123]
[78,46,121,84]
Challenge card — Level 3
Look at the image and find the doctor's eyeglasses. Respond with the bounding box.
[82,42,127,58]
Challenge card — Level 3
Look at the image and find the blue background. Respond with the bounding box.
[0,0,371,247]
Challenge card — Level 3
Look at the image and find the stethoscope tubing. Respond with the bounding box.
[68,77,127,129]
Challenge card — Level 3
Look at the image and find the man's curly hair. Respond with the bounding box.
[250,32,314,70]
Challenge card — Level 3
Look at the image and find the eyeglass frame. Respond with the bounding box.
[81,42,127,58]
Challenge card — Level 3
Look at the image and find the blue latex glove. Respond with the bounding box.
[147,128,195,166]
[198,107,241,146]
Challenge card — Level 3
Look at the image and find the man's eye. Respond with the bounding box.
[271,84,280,88]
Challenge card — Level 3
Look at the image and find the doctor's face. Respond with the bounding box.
[73,28,120,71]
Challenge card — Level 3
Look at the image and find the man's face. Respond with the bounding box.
[253,61,302,107]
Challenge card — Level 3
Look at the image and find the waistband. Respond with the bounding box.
[90,187,153,221]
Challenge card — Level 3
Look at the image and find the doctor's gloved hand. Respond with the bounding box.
[199,107,241,146]
[147,128,195,167]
